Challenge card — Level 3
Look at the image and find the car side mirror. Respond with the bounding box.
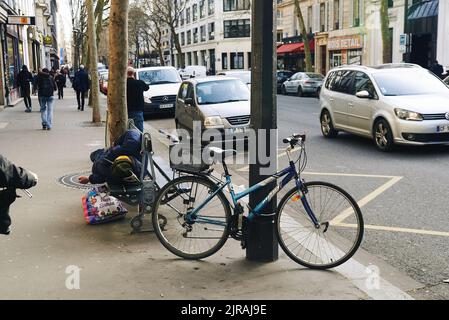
[185,97,194,106]
[356,90,371,99]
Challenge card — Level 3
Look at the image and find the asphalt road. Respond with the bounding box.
[146,94,449,299]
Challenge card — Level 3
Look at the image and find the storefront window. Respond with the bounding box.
[348,49,362,65]
[7,36,15,88]
[330,52,342,68]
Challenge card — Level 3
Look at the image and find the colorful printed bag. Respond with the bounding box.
[82,186,128,225]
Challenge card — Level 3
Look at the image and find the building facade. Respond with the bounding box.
[174,0,252,73]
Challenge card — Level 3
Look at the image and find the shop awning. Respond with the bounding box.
[408,0,438,20]
[277,41,315,55]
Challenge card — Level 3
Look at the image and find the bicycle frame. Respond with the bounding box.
[188,160,320,228]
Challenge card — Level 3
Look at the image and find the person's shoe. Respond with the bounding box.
[43,125,47,130]
[47,127,52,131]
[25,109,31,113]
[0,226,11,235]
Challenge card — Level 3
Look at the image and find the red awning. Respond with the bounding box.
[277,41,315,55]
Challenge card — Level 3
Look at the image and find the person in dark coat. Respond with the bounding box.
[55,70,67,100]
[73,65,90,111]
[126,67,149,133]
[78,130,143,185]
[37,68,57,130]
[430,61,445,79]
[0,154,38,235]
[17,65,33,112]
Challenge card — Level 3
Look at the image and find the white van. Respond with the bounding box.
[135,66,182,118]
[179,66,207,80]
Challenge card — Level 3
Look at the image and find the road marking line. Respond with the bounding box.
[335,223,449,238]
[331,176,403,225]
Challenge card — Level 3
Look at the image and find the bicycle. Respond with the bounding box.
[152,134,364,269]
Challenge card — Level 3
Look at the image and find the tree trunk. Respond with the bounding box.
[171,26,183,68]
[294,0,313,72]
[87,0,101,123]
[381,0,392,63]
[107,0,129,144]
[95,0,105,50]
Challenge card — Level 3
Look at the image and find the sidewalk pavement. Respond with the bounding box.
[0,93,422,300]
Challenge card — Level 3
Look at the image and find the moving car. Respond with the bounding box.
[99,73,108,95]
[179,65,207,80]
[277,70,294,93]
[135,66,182,118]
[281,72,324,97]
[175,76,251,145]
[319,63,449,151]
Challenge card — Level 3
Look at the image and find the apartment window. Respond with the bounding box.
[193,4,198,22]
[193,27,198,43]
[230,52,244,69]
[320,3,325,32]
[208,0,215,15]
[200,25,206,42]
[307,6,313,34]
[247,52,251,69]
[200,0,206,18]
[224,19,250,38]
[222,52,228,70]
[180,10,185,26]
[353,0,361,27]
[187,30,192,44]
[186,7,191,24]
[181,32,185,46]
[208,22,215,40]
[277,31,283,42]
[223,0,251,12]
[334,0,340,30]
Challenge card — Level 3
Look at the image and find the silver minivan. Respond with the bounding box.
[320,64,449,151]
[175,77,251,145]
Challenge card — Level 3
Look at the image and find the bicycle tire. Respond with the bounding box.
[276,181,364,269]
[152,175,231,260]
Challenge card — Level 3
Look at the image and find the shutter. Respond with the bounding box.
[329,0,334,31]
[313,3,320,33]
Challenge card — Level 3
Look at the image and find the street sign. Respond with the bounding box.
[7,16,35,25]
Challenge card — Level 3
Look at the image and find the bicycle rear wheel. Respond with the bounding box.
[276,181,364,269]
[152,175,231,260]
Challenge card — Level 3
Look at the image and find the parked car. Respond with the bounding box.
[179,65,207,80]
[99,73,108,95]
[217,70,251,89]
[136,66,183,118]
[175,76,251,145]
[277,70,294,93]
[320,63,449,151]
[281,72,324,97]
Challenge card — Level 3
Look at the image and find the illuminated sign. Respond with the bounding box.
[7,16,36,25]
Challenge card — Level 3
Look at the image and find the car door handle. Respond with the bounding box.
[329,98,335,101]
[348,103,354,107]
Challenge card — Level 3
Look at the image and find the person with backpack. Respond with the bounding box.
[73,65,90,111]
[55,70,67,100]
[37,68,57,130]
[17,65,33,112]
[0,154,38,235]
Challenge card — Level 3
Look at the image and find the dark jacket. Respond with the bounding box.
[17,70,33,88]
[55,74,67,87]
[88,130,143,184]
[37,71,57,97]
[73,69,90,92]
[127,78,150,113]
[431,63,444,78]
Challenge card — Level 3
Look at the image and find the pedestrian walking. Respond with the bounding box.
[430,60,445,79]
[17,65,33,112]
[32,70,38,95]
[73,65,89,111]
[37,68,57,130]
[0,154,38,235]
[126,67,149,133]
[55,70,67,100]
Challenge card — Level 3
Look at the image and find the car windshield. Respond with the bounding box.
[372,70,449,96]
[226,72,251,84]
[138,69,181,85]
[196,79,250,105]
[306,73,324,80]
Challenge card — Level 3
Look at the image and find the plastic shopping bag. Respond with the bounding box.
[82,186,128,225]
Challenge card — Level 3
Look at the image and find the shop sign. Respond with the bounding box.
[8,16,35,25]
[44,35,52,47]
[328,35,363,51]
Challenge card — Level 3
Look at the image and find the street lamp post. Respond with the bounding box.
[247,0,278,262]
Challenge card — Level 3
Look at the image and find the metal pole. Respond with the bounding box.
[247,0,278,262]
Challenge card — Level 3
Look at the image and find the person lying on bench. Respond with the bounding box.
[78,130,143,185]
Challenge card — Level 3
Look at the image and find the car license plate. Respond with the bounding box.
[160,104,173,109]
[437,125,449,133]
[225,127,248,135]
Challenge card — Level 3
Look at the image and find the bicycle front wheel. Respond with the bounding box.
[152,175,231,260]
[277,181,364,269]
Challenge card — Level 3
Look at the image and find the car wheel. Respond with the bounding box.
[297,86,303,97]
[373,119,395,152]
[281,85,287,95]
[320,110,338,138]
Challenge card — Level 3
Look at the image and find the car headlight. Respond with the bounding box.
[204,116,224,128]
[394,108,423,121]
[144,96,152,103]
